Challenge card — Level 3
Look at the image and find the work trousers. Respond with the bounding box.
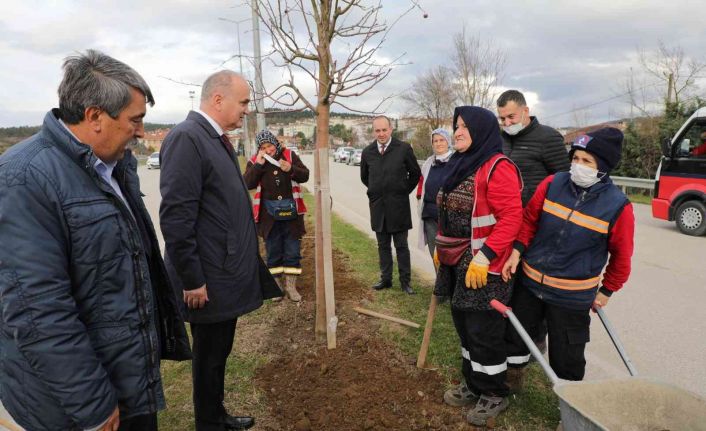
[451,307,509,397]
[265,221,302,273]
[505,273,591,381]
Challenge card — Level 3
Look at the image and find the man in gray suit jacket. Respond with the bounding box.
[160,71,278,431]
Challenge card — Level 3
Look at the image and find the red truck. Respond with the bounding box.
[652,107,706,236]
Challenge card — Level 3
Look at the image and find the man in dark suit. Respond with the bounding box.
[160,71,275,431]
[360,116,421,295]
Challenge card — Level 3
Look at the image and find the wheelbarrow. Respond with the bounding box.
[490,299,706,430]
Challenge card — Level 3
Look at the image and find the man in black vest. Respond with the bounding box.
[360,116,421,295]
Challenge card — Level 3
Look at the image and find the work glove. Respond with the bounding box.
[433,249,440,269]
[465,251,490,289]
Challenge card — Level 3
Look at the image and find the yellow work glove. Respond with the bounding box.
[465,251,490,289]
[433,249,440,269]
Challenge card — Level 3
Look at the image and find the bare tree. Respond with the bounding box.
[451,26,507,109]
[625,42,705,117]
[640,41,705,106]
[401,66,455,130]
[254,0,416,348]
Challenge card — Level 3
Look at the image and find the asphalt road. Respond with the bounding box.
[2,159,704,428]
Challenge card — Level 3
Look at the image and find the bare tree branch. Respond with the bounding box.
[401,66,455,129]
[451,26,507,109]
[158,76,201,87]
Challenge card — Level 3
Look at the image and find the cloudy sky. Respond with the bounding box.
[1,0,704,128]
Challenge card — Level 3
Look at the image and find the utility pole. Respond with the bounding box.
[251,1,266,132]
[189,90,195,110]
[666,72,674,106]
[219,17,252,156]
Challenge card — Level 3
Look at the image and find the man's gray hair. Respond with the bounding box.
[58,49,154,124]
[201,70,243,102]
[372,115,392,128]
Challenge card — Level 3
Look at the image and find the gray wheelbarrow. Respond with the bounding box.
[490,299,706,430]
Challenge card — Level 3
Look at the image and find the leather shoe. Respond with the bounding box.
[401,283,415,295]
[224,415,255,430]
[372,279,392,290]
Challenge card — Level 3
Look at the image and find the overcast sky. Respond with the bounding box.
[1,0,704,129]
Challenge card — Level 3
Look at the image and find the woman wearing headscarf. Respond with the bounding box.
[502,128,634,387]
[244,130,310,302]
[416,128,453,257]
[434,106,522,426]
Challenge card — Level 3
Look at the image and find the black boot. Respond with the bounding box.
[224,414,255,430]
[372,279,392,290]
[400,283,415,295]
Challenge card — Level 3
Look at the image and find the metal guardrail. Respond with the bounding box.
[419,160,653,193]
[612,176,655,192]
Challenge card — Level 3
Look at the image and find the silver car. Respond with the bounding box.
[347,149,363,166]
[146,152,160,169]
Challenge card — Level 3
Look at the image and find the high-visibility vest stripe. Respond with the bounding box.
[472,214,497,228]
[543,199,610,234]
[522,261,599,291]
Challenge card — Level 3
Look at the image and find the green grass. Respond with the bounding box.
[628,193,651,205]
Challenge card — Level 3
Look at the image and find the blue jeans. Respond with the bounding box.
[266,221,302,274]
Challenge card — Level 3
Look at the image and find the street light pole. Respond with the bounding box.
[251,1,266,132]
[219,17,252,155]
[188,90,195,110]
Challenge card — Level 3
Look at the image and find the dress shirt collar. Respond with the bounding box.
[194,109,224,136]
[377,136,392,152]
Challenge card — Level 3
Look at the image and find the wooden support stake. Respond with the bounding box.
[416,294,438,368]
[353,307,420,329]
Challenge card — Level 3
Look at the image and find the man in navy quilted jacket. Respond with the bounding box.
[0,50,190,431]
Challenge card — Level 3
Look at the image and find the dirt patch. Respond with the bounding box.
[242,225,477,430]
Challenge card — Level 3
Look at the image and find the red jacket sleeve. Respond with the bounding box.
[482,160,523,258]
[516,175,554,251]
[600,202,635,294]
[416,175,424,198]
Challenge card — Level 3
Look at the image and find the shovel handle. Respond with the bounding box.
[595,306,639,376]
[490,299,560,385]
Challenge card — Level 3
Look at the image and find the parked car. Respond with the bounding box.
[339,148,355,164]
[347,149,363,166]
[333,146,355,162]
[146,152,160,169]
[652,106,706,236]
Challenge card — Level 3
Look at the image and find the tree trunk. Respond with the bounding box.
[314,45,337,348]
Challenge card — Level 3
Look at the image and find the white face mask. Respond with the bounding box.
[502,112,526,136]
[570,162,604,188]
